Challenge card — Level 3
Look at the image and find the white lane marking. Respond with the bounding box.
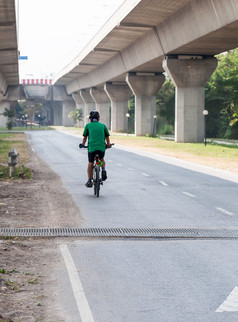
[216,287,238,312]
[117,163,122,166]
[216,207,234,216]
[60,245,94,322]
[182,192,195,198]
[108,159,112,162]
[142,173,149,177]
[32,147,35,152]
[128,168,134,171]
[160,181,168,187]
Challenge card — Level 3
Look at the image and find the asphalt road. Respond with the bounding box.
[28,130,238,321]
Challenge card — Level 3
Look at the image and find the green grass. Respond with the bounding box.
[110,135,238,159]
[0,133,32,179]
[0,164,32,180]
[0,126,54,131]
[0,133,25,163]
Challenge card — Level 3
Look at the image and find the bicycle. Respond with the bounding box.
[79,144,114,197]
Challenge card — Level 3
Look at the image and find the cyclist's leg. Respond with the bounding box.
[87,162,93,179]
[85,152,94,187]
[101,158,107,181]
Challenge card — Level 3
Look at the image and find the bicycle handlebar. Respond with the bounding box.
[79,143,114,149]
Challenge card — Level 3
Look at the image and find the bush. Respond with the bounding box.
[158,123,174,135]
[6,120,13,130]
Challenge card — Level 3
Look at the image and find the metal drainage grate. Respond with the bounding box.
[0,227,238,238]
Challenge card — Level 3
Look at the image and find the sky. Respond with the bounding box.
[17,0,125,80]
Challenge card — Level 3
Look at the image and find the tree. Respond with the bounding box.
[1,108,15,130]
[127,95,135,133]
[23,102,43,129]
[205,49,238,138]
[68,108,83,127]
[156,80,175,135]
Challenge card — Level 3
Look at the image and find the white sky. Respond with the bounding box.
[18,0,125,80]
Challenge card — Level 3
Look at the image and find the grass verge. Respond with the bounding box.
[0,126,54,131]
[0,133,32,180]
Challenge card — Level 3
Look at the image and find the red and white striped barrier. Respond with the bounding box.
[21,79,53,85]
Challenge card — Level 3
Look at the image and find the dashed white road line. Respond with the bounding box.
[117,163,122,166]
[182,192,196,198]
[216,207,234,216]
[142,173,149,177]
[216,287,238,312]
[60,245,94,322]
[128,168,134,171]
[160,181,169,187]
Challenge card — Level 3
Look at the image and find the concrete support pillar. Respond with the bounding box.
[80,89,96,125]
[90,87,110,129]
[126,73,165,136]
[53,102,63,126]
[0,101,11,128]
[72,92,85,127]
[62,101,75,127]
[104,83,132,132]
[163,56,218,142]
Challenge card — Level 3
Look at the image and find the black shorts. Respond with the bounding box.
[88,150,105,163]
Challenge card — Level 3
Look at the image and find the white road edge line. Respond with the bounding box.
[216,286,238,312]
[216,207,234,216]
[160,181,168,187]
[182,192,195,198]
[142,173,149,177]
[60,245,94,322]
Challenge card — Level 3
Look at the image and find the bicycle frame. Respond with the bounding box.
[80,143,114,197]
[93,154,103,197]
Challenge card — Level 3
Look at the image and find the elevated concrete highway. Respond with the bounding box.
[0,0,19,126]
[53,0,238,142]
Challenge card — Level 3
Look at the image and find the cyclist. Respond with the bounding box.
[80,110,111,188]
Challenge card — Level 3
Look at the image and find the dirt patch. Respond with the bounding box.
[0,148,83,321]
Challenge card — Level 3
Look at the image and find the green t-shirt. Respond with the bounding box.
[83,121,110,153]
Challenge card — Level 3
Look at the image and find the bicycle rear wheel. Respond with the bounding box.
[94,165,100,197]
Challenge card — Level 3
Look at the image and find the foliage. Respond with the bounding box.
[127,95,135,133]
[6,120,13,130]
[68,108,83,126]
[156,80,175,135]
[1,108,15,130]
[22,102,43,128]
[205,49,238,139]
[1,108,15,119]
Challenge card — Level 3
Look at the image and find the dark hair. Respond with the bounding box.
[89,110,100,121]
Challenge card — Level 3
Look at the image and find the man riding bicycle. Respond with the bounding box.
[81,110,111,188]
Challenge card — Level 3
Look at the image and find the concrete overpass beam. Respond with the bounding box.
[90,87,110,129]
[80,90,96,126]
[163,56,218,142]
[126,73,165,136]
[104,83,132,132]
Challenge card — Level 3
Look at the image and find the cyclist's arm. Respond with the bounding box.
[82,136,87,146]
[105,136,110,145]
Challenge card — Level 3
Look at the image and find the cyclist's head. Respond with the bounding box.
[89,110,100,122]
